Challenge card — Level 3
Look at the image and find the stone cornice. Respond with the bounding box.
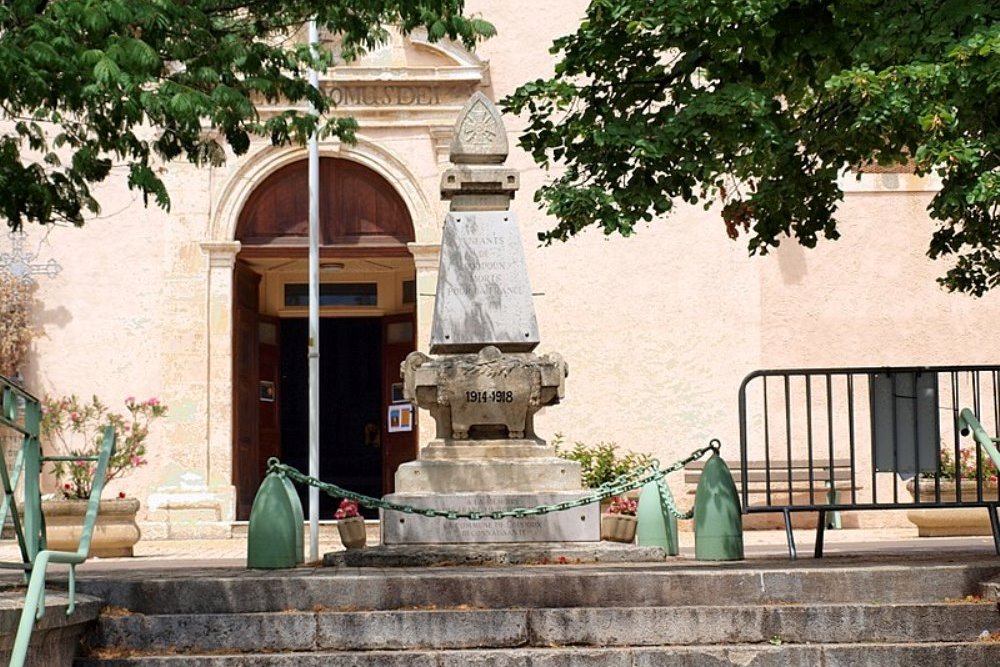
[200,241,241,268]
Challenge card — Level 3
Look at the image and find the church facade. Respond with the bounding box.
[5,2,998,537]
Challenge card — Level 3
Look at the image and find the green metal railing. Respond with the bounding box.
[0,376,115,667]
[957,408,1000,552]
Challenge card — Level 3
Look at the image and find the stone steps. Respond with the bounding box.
[76,643,1000,667]
[84,603,999,652]
[72,561,999,612]
[69,560,1000,666]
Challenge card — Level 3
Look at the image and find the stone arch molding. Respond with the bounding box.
[209,136,439,245]
[208,27,492,245]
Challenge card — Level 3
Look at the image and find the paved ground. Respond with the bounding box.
[0,526,995,572]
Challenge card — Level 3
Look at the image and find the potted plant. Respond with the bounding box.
[39,394,167,556]
[906,444,999,537]
[335,498,366,549]
[601,495,638,543]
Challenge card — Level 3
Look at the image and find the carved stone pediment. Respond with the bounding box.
[262,27,489,136]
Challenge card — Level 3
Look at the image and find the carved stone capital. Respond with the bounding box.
[200,241,241,269]
[401,346,567,443]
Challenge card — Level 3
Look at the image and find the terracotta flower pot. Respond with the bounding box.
[905,479,999,537]
[40,497,142,557]
[337,516,367,549]
[601,513,637,543]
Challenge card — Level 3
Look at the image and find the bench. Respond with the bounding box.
[685,458,854,495]
[684,458,857,530]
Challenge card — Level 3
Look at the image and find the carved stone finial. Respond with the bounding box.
[441,92,519,211]
[449,92,508,165]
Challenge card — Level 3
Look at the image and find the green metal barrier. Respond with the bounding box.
[0,376,116,667]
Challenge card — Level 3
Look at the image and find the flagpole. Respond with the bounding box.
[307,18,321,563]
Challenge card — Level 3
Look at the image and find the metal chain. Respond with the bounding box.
[654,438,721,520]
[657,475,693,520]
[267,440,718,521]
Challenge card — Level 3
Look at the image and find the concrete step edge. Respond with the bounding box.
[74,641,1000,667]
[72,563,1000,614]
[85,603,1000,652]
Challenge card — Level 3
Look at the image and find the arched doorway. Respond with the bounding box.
[232,157,418,519]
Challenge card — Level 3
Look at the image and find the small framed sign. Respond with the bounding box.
[391,382,406,403]
[387,403,414,433]
[259,381,275,402]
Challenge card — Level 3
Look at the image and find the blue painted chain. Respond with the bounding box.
[266,439,719,521]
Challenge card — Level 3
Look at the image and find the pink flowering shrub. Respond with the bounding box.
[334,498,361,520]
[934,445,999,483]
[41,394,168,499]
[607,496,638,516]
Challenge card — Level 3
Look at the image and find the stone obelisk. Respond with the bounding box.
[381,93,599,544]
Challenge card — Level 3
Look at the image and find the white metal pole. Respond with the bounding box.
[307,18,321,562]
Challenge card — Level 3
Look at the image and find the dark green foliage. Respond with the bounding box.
[0,1,493,229]
[504,1,1000,294]
[553,433,653,488]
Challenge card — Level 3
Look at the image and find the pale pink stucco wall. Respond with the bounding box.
[8,1,998,530]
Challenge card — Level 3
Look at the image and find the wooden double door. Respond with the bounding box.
[232,264,417,519]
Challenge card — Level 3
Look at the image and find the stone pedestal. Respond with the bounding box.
[386,444,599,543]
[391,343,599,543]
[382,492,598,544]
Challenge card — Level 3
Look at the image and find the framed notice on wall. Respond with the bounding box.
[259,381,275,402]
[387,403,414,433]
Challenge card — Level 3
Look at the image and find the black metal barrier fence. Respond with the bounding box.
[738,365,1000,558]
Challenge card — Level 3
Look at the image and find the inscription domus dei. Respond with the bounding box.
[323,82,475,107]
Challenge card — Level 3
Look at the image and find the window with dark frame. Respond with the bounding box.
[284,283,378,307]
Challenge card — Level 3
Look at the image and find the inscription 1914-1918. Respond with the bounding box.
[464,390,515,403]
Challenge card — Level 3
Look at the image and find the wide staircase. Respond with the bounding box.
[70,557,1000,666]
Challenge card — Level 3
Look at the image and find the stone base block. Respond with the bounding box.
[324,542,667,567]
[141,520,233,541]
[141,486,234,540]
[394,458,583,493]
[381,492,600,544]
[420,439,557,460]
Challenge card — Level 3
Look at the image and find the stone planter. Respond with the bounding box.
[41,497,141,557]
[601,514,637,543]
[905,480,999,537]
[337,517,367,549]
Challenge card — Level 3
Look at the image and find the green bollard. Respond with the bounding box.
[247,472,300,569]
[281,475,305,564]
[636,480,679,556]
[693,449,745,561]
